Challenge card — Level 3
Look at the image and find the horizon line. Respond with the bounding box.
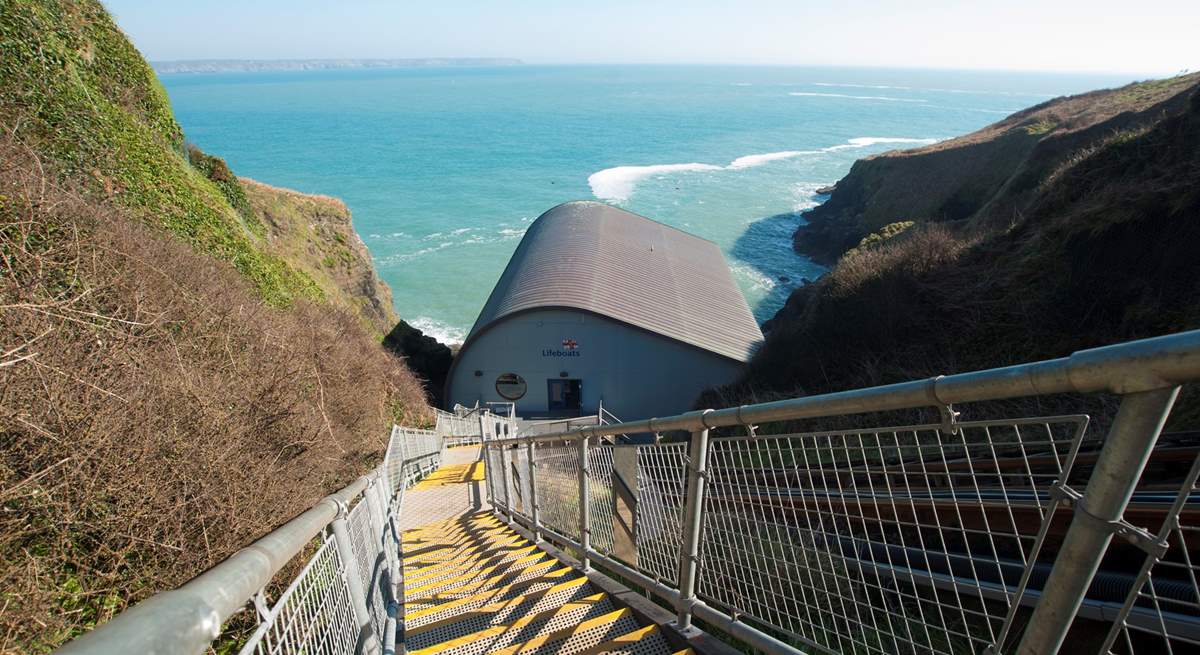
[148,57,1188,78]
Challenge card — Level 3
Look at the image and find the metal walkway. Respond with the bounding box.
[55,330,1200,655]
[399,455,688,655]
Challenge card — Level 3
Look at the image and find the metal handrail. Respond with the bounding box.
[489,330,1200,445]
[483,329,1200,655]
[57,425,450,655]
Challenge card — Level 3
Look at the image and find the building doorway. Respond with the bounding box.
[547,379,582,415]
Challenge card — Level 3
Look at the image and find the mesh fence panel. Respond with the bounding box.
[635,442,689,585]
[1101,449,1200,655]
[347,499,389,642]
[589,446,617,555]
[239,538,358,655]
[698,417,1089,655]
[534,441,582,540]
[486,445,505,507]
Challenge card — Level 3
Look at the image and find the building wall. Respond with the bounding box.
[447,309,745,421]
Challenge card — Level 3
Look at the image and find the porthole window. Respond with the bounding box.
[495,373,527,400]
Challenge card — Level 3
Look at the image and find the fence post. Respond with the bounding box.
[675,427,711,632]
[1017,387,1179,654]
[527,439,541,541]
[501,444,514,522]
[579,435,592,572]
[331,502,383,655]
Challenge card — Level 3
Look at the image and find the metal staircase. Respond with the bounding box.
[400,512,685,655]
[54,330,1200,655]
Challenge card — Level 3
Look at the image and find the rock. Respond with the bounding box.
[815,184,836,195]
[383,320,454,406]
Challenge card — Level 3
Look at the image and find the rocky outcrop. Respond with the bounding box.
[241,178,399,335]
[713,76,1200,421]
[794,73,1200,264]
[383,321,455,406]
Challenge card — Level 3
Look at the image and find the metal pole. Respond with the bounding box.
[676,427,710,632]
[579,436,592,572]
[500,444,513,522]
[527,440,541,541]
[331,505,383,655]
[1017,386,1180,655]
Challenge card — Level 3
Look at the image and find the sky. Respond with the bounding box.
[104,0,1199,75]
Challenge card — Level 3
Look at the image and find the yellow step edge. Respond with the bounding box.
[403,514,501,535]
[404,558,558,604]
[402,526,515,551]
[406,575,589,634]
[672,650,696,655]
[404,567,575,617]
[406,543,538,583]
[573,625,661,655]
[403,532,524,564]
[404,550,547,595]
[403,520,508,541]
[486,608,633,655]
[404,536,528,573]
[406,544,538,583]
[408,592,609,655]
[403,518,505,539]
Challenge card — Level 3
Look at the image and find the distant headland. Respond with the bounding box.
[151,58,523,74]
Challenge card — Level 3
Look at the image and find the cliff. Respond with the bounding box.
[0,1,429,648]
[795,73,1200,264]
[714,74,1200,427]
[240,177,399,335]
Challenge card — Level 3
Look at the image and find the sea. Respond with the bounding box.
[160,65,1140,343]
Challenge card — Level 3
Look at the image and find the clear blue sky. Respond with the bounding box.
[104,0,1198,74]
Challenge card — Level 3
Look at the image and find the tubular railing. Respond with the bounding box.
[57,419,451,655]
[483,330,1200,655]
[53,331,1200,655]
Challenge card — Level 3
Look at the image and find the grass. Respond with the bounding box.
[0,0,321,306]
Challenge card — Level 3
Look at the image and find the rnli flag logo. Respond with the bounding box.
[562,339,578,350]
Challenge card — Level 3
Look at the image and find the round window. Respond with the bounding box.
[495,373,527,400]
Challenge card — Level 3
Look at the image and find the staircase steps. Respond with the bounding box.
[402,512,677,655]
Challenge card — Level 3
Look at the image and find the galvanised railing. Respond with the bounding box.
[436,405,519,446]
[483,330,1200,655]
[56,418,455,655]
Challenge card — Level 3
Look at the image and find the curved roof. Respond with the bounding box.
[464,201,763,362]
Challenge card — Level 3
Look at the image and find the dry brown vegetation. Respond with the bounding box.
[0,138,430,651]
[715,86,1200,430]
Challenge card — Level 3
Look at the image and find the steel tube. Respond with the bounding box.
[675,428,710,631]
[331,509,382,655]
[526,440,541,540]
[1017,387,1180,655]
[488,330,1200,447]
[579,436,592,572]
[57,476,370,655]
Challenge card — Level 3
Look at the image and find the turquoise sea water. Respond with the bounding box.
[161,65,1137,343]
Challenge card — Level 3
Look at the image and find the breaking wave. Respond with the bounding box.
[588,137,938,202]
[408,316,466,345]
[789,92,927,103]
[587,163,722,202]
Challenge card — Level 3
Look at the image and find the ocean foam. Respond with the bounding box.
[789,92,926,103]
[588,163,722,202]
[728,150,818,169]
[822,137,938,152]
[408,316,466,345]
[813,82,911,90]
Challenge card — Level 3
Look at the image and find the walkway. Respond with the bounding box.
[399,451,689,655]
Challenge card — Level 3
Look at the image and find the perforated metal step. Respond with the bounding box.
[404,568,577,628]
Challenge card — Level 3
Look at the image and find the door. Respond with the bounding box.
[547,379,582,415]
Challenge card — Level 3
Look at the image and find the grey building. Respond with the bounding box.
[445,201,764,421]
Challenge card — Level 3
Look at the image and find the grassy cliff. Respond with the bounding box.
[714,75,1200,428]
[0,1,429,649]
[795,73,1200,263]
